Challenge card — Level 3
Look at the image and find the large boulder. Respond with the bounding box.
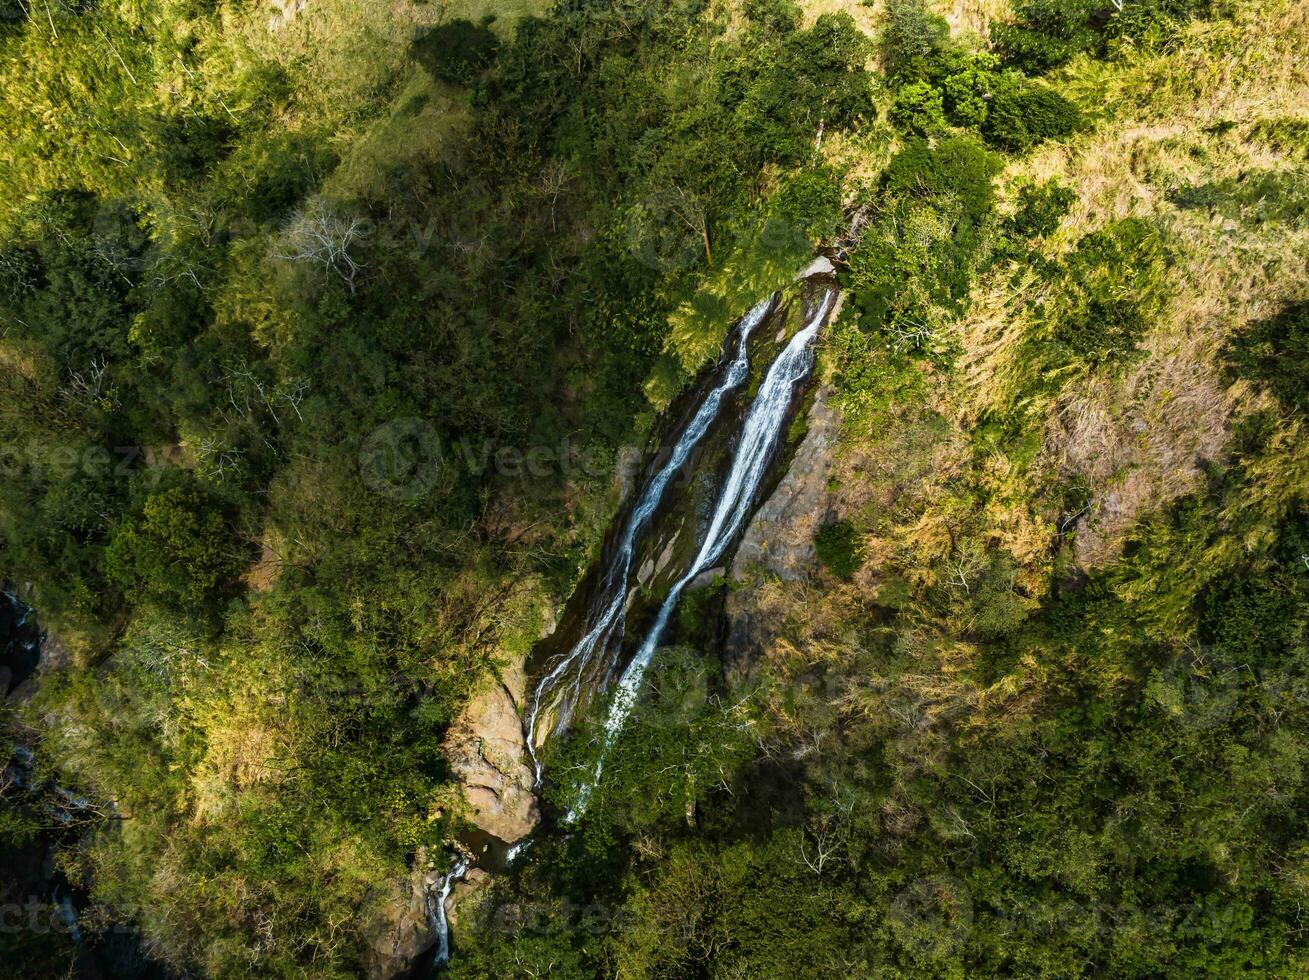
[443,663,539,843]
[363,849,441,980]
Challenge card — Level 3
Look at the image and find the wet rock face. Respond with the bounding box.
[443,663,539,843]
[363,851,439,980]
[731,385,841,582]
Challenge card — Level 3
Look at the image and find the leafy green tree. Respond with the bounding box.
[890,80,947,135]
[992,0,1101,73]
[815,519,864,579]
[104,485,244,609]
[982,76,1083,151]
[881,0,953,83]
[1051,218,1167,365]
[941,55,1002,127]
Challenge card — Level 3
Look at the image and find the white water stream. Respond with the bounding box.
[523,294,776,784]
[429,854,470,969]
[565,288,836,821]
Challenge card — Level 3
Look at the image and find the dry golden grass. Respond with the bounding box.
[190,721,289,821]
[797,0,883,36]
[802,0,1010,41]
[933,0,1010,41]
[953,0,1309,569]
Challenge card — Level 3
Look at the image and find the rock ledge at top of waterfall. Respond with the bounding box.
[798,255,836,279]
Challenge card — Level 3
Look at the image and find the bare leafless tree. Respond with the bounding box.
[277,198,366,292]
[797,789,855,876]
[538,158,573,232]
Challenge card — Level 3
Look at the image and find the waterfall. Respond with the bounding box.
[523,294,776,783]
[430,855,470,970]
[565,287,836,822]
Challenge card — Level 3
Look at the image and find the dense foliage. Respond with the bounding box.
[0,0,871,974]
[2,0,1305,976]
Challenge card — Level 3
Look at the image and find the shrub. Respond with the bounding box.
[982,77,1082,152]
[1051,218,1166,364]
[1105,0,1212,46]
[1008,179,1076,238]
[882,134,1001,210]
[889,81,946,136]
[941,57,1001,128]
[992,0,1099,73]
[815,519,864,579]
[104,485,244,608]
[1198,574,1300,666]
[847,136,1001,336]
[745,0,802,32]
[736,13,875,164]
[881,0,952,83]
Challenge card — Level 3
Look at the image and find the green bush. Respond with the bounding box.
[941,57,1002,128]
[1199,575,1301,666]
[889,81,946,136]
[982,77,1083,152]
[881,0,952,83]
[882,134,1002,210]
[735,13,875,164]
[104,484,245,609]
[815,519,864,579]
[1008,179,1076,238]
[992,0,1100,73]
[745,0,802,32]
[1105,0,1212,46]
[846,136,1001,342]
[1051,218,1166,365]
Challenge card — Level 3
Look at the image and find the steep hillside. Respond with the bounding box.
[2,0,1307,977]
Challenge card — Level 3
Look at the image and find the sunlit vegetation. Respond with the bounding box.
[450,0,1309,976]
[2,0,1307,975]
[0,0,875,974]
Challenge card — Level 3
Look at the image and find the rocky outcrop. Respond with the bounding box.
[447,866,492,932]
[363,849,442,980]
[725,383,843,665]
[731,386,841,582]
[443,663,539,843]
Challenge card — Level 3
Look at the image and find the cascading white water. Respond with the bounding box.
[523,295,776,784]
[565,288,837,822]
[430,284,835,971]
[430,855,470,969]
